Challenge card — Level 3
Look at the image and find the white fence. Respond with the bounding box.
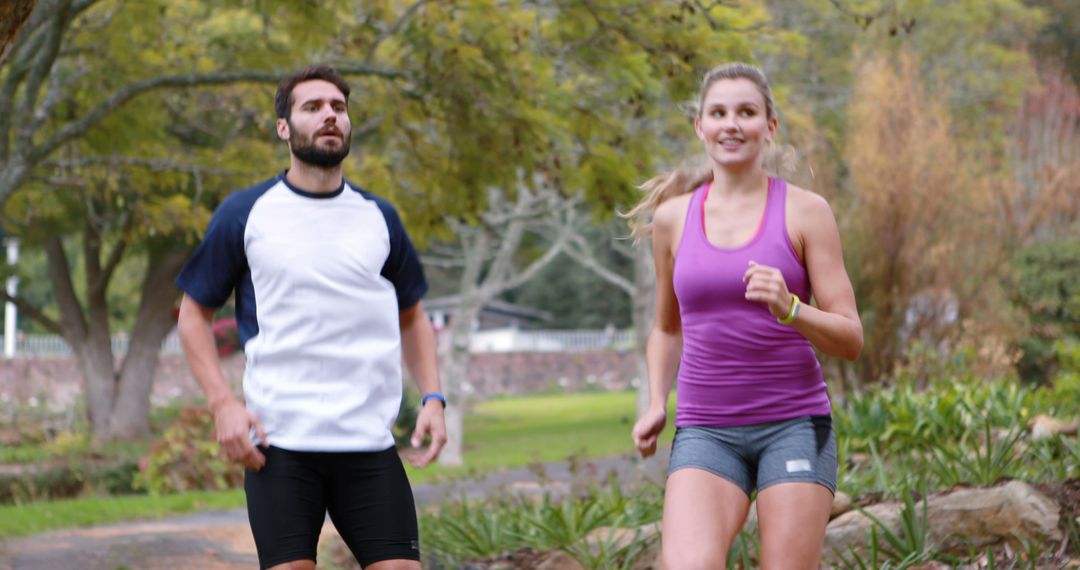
[0,328,635,357]
[468,328,636,353]
[0,332,184,357]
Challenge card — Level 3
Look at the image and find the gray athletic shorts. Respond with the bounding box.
[668,415,837,497]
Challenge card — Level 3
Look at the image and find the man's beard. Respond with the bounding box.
[289,124,351,167]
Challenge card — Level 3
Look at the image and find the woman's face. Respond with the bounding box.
[694,78,777,170]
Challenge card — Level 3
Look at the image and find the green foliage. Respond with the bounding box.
[566,521,659,570]
[834,370,1035,459]
[836,481,935,569]
[1023,435,1080,481]
[1010,238,1080,382]
[42,430,91,457]
[0,458,140,505]
[927,416,1025,487]
[1027,0,1080,84]
[421,498,523,562]
[726,528,761,569]
[392,383,421,448]
[133,407,243,495]
[420,477,663,569]
[832,359,1080,499]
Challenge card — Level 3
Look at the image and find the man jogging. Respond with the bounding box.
[176,64,446,570]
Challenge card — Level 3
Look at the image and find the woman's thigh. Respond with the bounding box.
[662,468,751,570]
[756,482,834,570]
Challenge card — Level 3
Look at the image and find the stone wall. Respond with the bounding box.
[0,351,640,410]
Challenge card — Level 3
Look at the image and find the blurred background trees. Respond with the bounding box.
[1,0,1078,448]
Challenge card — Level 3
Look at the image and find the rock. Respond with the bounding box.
[585,523,659,551]
[1029,414,1079,440]
[535,549,585,570]
[848,452,872,469]
[831,491,853,518]
[824,481,1061,563]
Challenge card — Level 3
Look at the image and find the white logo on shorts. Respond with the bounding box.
[786,459,812,473]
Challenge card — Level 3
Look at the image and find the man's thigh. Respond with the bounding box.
[246,446,328,569]
[324,447,420,568]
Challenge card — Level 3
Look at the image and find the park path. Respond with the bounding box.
[0,453,668,570]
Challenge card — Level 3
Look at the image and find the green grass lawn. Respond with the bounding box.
[404,390,670,484]
[0,390,674,539]
[0,490,245,539]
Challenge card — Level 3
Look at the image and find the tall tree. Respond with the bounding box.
[348,0,767,464]
[845,50,1010,383]
[0,0,400,440]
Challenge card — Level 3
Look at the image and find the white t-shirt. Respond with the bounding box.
[176,172,428,451]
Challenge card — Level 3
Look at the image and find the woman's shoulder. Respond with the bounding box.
[654,191,694,227]
[783,181,834,219]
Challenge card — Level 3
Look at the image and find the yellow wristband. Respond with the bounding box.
[778,294,800,325]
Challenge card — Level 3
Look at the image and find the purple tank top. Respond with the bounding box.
[672,177,829,427]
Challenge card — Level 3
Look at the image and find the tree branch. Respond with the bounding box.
[495,228,568,294]
[30,64,406,164]
[0,290,62,334]
[0,12,48,160]
[95,211,133,295]
[83,216,105,301]
[563,237,636,296]
[420,255,466,269]
[351,116,384,144]
[482,187,535,286]
[44,236,87,342]
[827,0,892,29]
[42,155,240,177]
[365,0,430,63]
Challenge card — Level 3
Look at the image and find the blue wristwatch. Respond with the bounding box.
[421,392,446,408]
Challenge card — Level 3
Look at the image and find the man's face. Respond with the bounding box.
[277,79,352,167]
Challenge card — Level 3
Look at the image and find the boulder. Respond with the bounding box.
[825,481,1061,562]
[1029,414,1079,440]
[831,491,854,518]
[535,549,585,570]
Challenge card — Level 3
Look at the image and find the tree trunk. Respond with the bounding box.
[438,296,482,466]
[44,236,189,441]
[632,241,655,419]
[74,335,116,436]
[107,246,188,438]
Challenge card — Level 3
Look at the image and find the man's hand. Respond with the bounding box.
[212,400,268,470]
[406,400,447,468]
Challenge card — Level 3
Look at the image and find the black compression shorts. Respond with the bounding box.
[245,445,420,569]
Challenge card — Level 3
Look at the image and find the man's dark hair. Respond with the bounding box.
[275,65,351,120]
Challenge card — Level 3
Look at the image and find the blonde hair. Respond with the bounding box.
[623,62,789,237]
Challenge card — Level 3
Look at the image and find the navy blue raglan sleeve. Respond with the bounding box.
[374,198,429,310]
[174,194,253,308]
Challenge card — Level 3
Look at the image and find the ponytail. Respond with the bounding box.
[621,156,712,238]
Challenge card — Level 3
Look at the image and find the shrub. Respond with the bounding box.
[134,407,243,495]
[212,317,242,357]
[393,385,421,447]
